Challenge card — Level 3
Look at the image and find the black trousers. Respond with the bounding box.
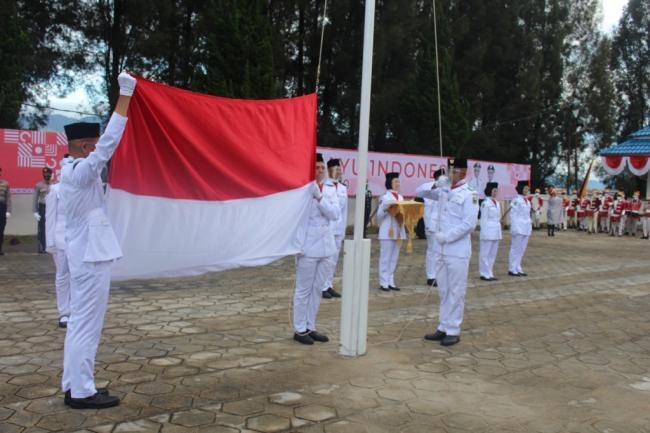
[37,203,46,252]
[547,223,555,236]
[0,203,6,252]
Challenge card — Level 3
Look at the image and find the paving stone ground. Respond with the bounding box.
[1,229,649,433]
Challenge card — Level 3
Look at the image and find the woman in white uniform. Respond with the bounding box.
[508,180,532,276]
[376,172,406,291]
[479,182,501,281]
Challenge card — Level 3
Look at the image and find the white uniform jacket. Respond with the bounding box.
[434,181,479,259]
[301,183,340,258]
[328,179,348,237]
[45,183,67,252]
[509,195,532,236]
[60,113,126,265]
[480,198,502,241]
[376,190,407,240]
[416,182,440,233]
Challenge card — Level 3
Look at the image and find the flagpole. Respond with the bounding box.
[432,0,444,157]
[339,0,375,357]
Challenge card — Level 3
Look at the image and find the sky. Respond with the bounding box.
[46,0,629,117]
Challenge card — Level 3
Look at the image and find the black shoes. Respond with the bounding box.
[325,287,341,298]
[518,272,527,276]
[441,335,460,346]
[58,315,69,329]
[308,330,329,342]
[294,330,329,344]
[480,276,490,281]
[389,285,401,291]
[293,332,314,345]
[426,279,437,287]
[508,271,527,277]
[322,290,332,299]
[64,389,118,409]
[379,286,391,292]
[424,330,446,341]
[481,276,499,281]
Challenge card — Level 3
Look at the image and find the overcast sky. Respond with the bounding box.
[48,0,629,115]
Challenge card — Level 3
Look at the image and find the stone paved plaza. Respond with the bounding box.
[1,229,649,433]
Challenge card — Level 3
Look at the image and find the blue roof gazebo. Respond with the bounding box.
[599,126,650,197]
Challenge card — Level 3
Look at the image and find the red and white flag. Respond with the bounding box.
[106,77,317,280]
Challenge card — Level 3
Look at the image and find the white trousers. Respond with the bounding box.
[508,234,529,274]
[293,256,328,333]
[425,231,436,279]
[479,240,499,278]
[379,240,401,288]
[52,249,71,318]
[589,214,598,233]
[600,216,609,233]
[532,213,541,228]
[435,254,470,336]
[323,235,344,291]
[62,259,111,398]
[643,217,649,237]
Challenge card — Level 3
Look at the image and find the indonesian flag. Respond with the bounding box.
[106,77,316,280]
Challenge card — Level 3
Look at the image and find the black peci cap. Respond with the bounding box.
[64,122,100,141]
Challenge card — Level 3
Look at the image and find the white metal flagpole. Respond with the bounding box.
[339,0,375,357]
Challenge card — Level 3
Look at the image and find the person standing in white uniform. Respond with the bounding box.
[508,180,532,277]
[293,153,340,345]
[479,182,501,281]
[59,72,136,409]
[45,155,74,328]
[322,158,347,299]
[416,168,446,287]
[376,172,406,291]
[422,158,479,346]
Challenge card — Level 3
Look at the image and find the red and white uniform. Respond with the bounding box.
[578,197,590,231]
[588,195,601,233]
[610,198,626,236]
[599,195,613,233]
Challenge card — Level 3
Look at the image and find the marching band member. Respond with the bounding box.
[561,191,570,231]
[377,172,406,291]
[610,192,626,236]
[479,182,501,280]
[531,188,543,229]
[577,194,590,231]
[599,191,614,234]
[547,187,563,237]
[587,190,601,234]
[641,198,650,240]
[568,194,580,229]
[508,180,532,277]
[624,191,642,236]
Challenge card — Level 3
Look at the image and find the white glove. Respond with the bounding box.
[5,212,10,218]
[436,175,451,190]
[34,212,41,222]
[312,182,323,200]
[435,232,447,244]
[118,71,137,96]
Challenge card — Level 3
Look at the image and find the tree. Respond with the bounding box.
[0,0,81,128]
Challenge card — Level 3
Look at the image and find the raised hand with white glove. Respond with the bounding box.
[118,71,137,96]
[33,212,41,222]
[5,212,10,218]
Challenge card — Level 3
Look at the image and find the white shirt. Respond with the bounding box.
[328,178,348,236]
[300,182,340,258]
[45,183,66,252]
[509,195,532,236]
[376,190,407,240]
[416,181,440,233]
[60,114,127,266]
[480,197,502,241]
[435,180,479,259]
